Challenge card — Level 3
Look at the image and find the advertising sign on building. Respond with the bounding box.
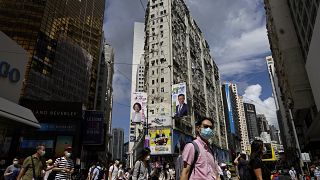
[0,31,28,103]
[172,130,193,154]
[225,85,235,134]
[149,128,171,155]
[172,83,188,118]
[83,110,104,145]
[131,92,147,123]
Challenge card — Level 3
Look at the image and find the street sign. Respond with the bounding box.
[301,152,311,162]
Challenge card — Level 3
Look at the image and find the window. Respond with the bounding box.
[161,68,164,73]
[152,100,154,104]
[161,97,164,102]
[152,70,155,75]
[161,78,164,82]
[160,41,163,46]
[161,87,164,92]
[150,109,155,114]
[151,61,155,66]
[151,14,155,18]
[152,80,155,84]
[160,25,163,29]
[164,10,167,14]
[152,89,155,94]
[152,28,155,31]
[160,2,163,6]
[160,18,163,22]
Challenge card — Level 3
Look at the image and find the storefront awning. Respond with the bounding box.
[0,97,40,128]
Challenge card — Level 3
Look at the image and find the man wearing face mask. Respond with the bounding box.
[17,145,46,180]
[53,146,74,180]
[180,117,220,180]
[3,158,20,180]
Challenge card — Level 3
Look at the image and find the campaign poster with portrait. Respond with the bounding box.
[131,92,147,123]
[172,83,188,118]
[149,128,171,155]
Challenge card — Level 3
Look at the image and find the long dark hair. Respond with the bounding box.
[250,140,263,160]
[137,148,151,161]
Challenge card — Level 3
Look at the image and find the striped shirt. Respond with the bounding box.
[54,157,74,180]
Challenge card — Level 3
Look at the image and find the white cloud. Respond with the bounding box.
[242,84,279,128]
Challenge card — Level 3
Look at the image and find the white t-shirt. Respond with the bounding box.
[109,165,119,180]
[289,169,296,179]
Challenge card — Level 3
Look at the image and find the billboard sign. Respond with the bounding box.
[225,85,235,134]
[172,83,188,118]
[149,128,171,155]
[172,130,193,154]
[131,92,147,124]
[83,110,104,145]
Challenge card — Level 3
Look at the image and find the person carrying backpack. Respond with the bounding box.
[180,117,220,180]
[132,148,151,180]
[92,162,104,180]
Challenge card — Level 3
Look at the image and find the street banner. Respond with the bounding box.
[224,85,235,134]
[131,92,147,123]
[83,110,104,145]
[172,82,188,118]
[172,130,193,154]
[149,128,171,154]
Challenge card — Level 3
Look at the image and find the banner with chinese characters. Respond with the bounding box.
[83,110,104,145]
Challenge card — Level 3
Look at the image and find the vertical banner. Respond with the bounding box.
[149,128,171,154]
[172,83,188,118]
[83,110,104,145]
[225,85,235,134]
[131,92,147,123]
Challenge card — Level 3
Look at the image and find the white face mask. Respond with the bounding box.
[145,155,150,161]
[41,150,46,157]
[64,151,71,158]
[13,161,18,165]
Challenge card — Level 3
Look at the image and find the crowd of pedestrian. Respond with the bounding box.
[3,117,320,180]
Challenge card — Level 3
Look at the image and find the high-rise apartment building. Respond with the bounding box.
[129,23,145,162]
[238,96,250,153]
[256,114,270,136]
[265,0,320,161]
[143,0,228,158]
[0,0,105,108]
[95,42,115,151]
[265,56,287,147]
[243,103,259,141]
[111,128,124,161]
[221,83,241,157]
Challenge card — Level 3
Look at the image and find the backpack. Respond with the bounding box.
[187,141,216,179]
[97,167,104,180]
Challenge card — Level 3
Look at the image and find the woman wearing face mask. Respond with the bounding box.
[4,158,21,180]
[249,140,271,180]
[52,146,74,180]
[132,148,151,180]
[159,163,170,180]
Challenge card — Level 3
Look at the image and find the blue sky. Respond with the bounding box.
[103,0,278,142]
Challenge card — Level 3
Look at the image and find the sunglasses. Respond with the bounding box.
[202,124,213,129]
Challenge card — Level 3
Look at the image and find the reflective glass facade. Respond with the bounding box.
[0,0,105,107]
